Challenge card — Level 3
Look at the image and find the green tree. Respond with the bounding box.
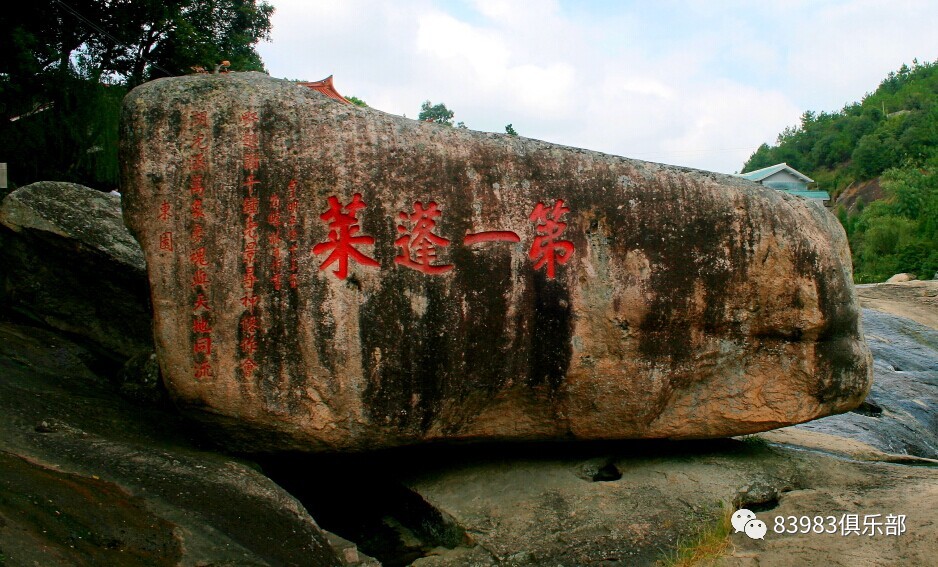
[346,96,368,107]
[741,59,938,195]
[112,0,273,86]
[505,123,518,136]
[418,100,455,126]
[851,133,901,178]
[742,143,776,172]
[848,165,938,281]
[746,59,938,283]
[0,0,273,190]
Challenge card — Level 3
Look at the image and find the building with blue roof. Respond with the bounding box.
[736,163,830,204]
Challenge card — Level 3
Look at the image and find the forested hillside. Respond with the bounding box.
[742,60,938,283]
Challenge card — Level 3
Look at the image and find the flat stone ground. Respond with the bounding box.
[396,430,937,567]
[856,279,938,330]
[718,429,937,567]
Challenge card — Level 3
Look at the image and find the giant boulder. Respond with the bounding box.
[120,72,872,452]
[0,181,153,360]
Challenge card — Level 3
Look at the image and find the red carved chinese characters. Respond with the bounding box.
[192,316,212,334]
[194,361,213,379]
[239,358,259,377]
[193,293,211,311]
[189,247,209,267]
[528,199,574,278]
[184,110,213,380]
[463,231,521,245]
[243,174,260,195]
[313,194,379,279]
[285,180,300,288]
[267,194,282,227]
[238,109,262,377]
[191,199,205,220]
[191,269,209,289]
[191,111,209,128]
[240,335,258,356]
[193,336,212,356]
[190,133,208,151]
[243,266,258,289]
[189,152,206,171]
[157,198,172,254]
[189,174,205,196]
[159,232,173,252]
[267,186,285,290]
[395,201,452,274]
[243,152,260,171]
[240,315,258,335]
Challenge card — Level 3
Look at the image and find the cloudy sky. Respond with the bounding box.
[256,0,938,174]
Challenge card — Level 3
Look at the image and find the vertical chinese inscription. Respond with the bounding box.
[158,200,173,252]
[187,110,213,379]
[267,189,284,290]
[285,179,300,289]
[239,111,261,378]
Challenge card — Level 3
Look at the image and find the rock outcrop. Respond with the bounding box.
[120,72,872,452]
[833,177,884,215]
[856,279,938,330]
[0,321,340,566]
[0,181,152,359]
[801,282,938,459]
[886,272,916,283]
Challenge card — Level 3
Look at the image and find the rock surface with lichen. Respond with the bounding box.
[0,181,152,359]
[120,72,872,452]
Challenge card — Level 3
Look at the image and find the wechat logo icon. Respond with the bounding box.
[732,508,767,540]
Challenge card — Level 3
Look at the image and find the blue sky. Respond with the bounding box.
[257,0,938,173]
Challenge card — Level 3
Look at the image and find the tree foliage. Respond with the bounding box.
[844,166,938,282]
[0,0,273,190]
[743,60,938,283]
[418,100,455,126]
[741,59,938,192]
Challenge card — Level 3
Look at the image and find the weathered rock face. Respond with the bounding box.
[0,321,339,566]
[0,181,152,359]
[799,308,938,459]
[120,72,872,452]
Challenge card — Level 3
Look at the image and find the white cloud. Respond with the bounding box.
[256,0,938,173]
[784,0,938,110]
[416,11,511,87]
[602,77,675,101]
